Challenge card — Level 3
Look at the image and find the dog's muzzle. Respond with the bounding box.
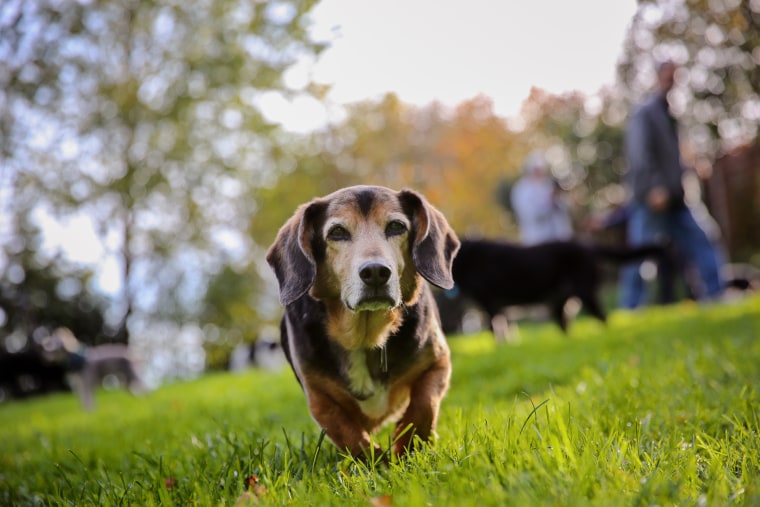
[351,260,398,311]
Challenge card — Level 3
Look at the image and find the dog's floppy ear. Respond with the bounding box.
[399,189,460,290]
[266,201,326,306]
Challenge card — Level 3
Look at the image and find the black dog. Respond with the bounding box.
[451,238,663,336]
[0,349,69,401]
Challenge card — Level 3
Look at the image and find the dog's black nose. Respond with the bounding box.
[359,261,392,288]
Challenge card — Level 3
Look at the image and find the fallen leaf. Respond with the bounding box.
[242,474,268,499]
[369,494,393,506]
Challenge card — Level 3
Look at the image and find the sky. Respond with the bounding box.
[271,0,640,132]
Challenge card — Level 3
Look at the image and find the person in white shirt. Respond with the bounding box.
[510,151,573,245]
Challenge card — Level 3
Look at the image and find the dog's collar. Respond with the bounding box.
[380,345,388,373]
[66,349,87,372]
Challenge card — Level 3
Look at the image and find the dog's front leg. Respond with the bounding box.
[392,361,450,455]
[73,364,98,411]
[307,389,382,459]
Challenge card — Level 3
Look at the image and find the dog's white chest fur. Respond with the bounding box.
[347,349,389,419]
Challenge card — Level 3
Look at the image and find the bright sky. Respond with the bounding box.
[273,0,639,131]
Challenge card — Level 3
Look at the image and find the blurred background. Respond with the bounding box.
[1,0,758,391]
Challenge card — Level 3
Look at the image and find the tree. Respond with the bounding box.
[517,88,630,217]
[617,0,759,154]
[0,254,108,347]
[200,265,264,370]
[426,96,524,237]
[0,0,325,343]
[515,1,759,231]
[252,94,525,243]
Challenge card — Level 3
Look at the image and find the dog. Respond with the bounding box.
[49,327,145,410]
[266,185,459,460]
[0,348,69,401]
[451,238,664,337]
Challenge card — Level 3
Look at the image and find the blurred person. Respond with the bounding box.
[510,150,573,245]
[619,60,723,308]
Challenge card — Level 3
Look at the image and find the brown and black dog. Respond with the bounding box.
[266,185,459,460]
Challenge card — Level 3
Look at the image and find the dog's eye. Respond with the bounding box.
[385,220,407,237]
[327,225,351,241]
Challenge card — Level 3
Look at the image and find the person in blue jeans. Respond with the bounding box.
[620,60,723,308]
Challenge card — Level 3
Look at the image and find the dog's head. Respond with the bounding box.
[267,185,459,311]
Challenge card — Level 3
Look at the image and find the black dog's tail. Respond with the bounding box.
[591,243,666,263]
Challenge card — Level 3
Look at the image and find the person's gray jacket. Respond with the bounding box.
[625,94,685,207]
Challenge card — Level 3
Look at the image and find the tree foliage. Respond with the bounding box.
[617,0,759,154]
[518,0,759,223]
[0,0,324,343]
[517,88,630,216]
[251,94,525,247]
[0,254,108,347]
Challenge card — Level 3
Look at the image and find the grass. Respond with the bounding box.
[1,296,759,506]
